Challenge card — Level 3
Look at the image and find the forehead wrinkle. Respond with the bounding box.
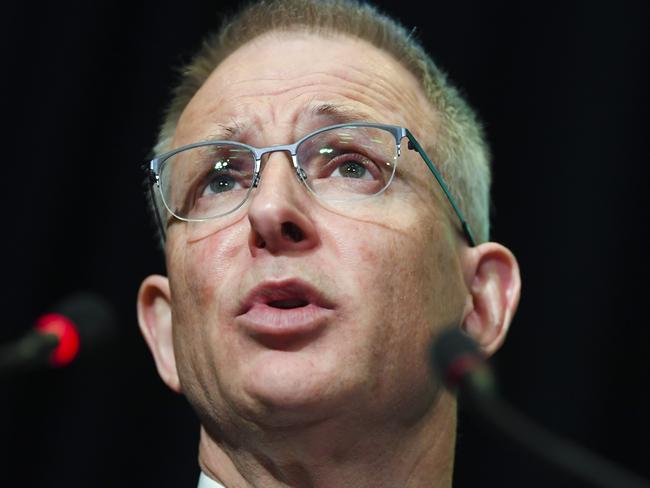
[324,66,413,119]
[223,89,384,132]
[224,71,356,98]
[370,74,424,119]
[316,59,432,123]
[278,85,406,126]
[302,66,427,129]
[179,36,437,148]
[225,62,424,124]
[223,86,418,146]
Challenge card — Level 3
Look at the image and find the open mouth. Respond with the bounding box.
[267,298,310,309]
[236,279,335,349]
[239,279,334,315]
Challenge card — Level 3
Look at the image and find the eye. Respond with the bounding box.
[203,172,242,195]
[199,157,253,197]
[327,154,379,181]
[334,160,368,179]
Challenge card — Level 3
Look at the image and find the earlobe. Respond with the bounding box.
[137,274,182,393]
[460,243,521,356]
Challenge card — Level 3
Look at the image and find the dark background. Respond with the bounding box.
[1,1,648,486]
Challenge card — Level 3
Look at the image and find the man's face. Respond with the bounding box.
[164,32,469,430]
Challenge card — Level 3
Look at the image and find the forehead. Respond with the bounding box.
[173,31,438,147]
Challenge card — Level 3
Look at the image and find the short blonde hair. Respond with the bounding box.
[154,0,491,242]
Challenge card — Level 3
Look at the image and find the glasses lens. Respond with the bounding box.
[159,143,256,220]
[296,126,397,201]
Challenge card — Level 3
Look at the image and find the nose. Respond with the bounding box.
[247,151,320,255]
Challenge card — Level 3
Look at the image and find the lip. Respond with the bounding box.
[236,279,336,348]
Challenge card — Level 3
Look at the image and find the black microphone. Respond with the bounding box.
[0,292,117,376]
[430,327,650,488]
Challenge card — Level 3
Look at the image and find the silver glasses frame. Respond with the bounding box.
[147,122,476,246]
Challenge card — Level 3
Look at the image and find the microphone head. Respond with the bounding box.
[38,292,117,367]
[430,327,486,391]
[35,313,80,367]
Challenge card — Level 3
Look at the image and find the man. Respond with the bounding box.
[137,0,520,486]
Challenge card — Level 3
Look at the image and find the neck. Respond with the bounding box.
[198,391,457,488]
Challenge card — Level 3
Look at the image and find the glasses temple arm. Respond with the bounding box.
[143,163,168,244]
[404,130,477,246]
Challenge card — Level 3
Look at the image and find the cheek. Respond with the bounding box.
[348,213,463,342]
[166,224,254,401]
[165,223,251,375]
[167,221,249,313]
[327,218,451,409]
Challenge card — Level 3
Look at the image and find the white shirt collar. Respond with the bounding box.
[198,471,226,488]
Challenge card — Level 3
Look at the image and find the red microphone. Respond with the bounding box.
[0,293,116,376]
[34,312,81,367]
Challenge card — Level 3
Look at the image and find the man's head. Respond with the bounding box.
[138,1,520,485]
[152,0,491,244]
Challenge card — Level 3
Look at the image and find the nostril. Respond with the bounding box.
[252,232,266,248]
[281,222,304,242]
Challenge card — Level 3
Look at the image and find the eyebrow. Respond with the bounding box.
[203,104,374,143]
[310,103,374,124]
[204,122,243,142]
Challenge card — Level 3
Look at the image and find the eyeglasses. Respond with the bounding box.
[148,122,476,246]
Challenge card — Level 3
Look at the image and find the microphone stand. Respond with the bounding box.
[0,333,59,377]
[431,328,650,488]
[461,369,650,488]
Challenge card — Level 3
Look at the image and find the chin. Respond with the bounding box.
[236,349,355,424]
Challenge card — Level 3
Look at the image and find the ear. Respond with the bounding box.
[460,242,521,357]
[137,274,181,393]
